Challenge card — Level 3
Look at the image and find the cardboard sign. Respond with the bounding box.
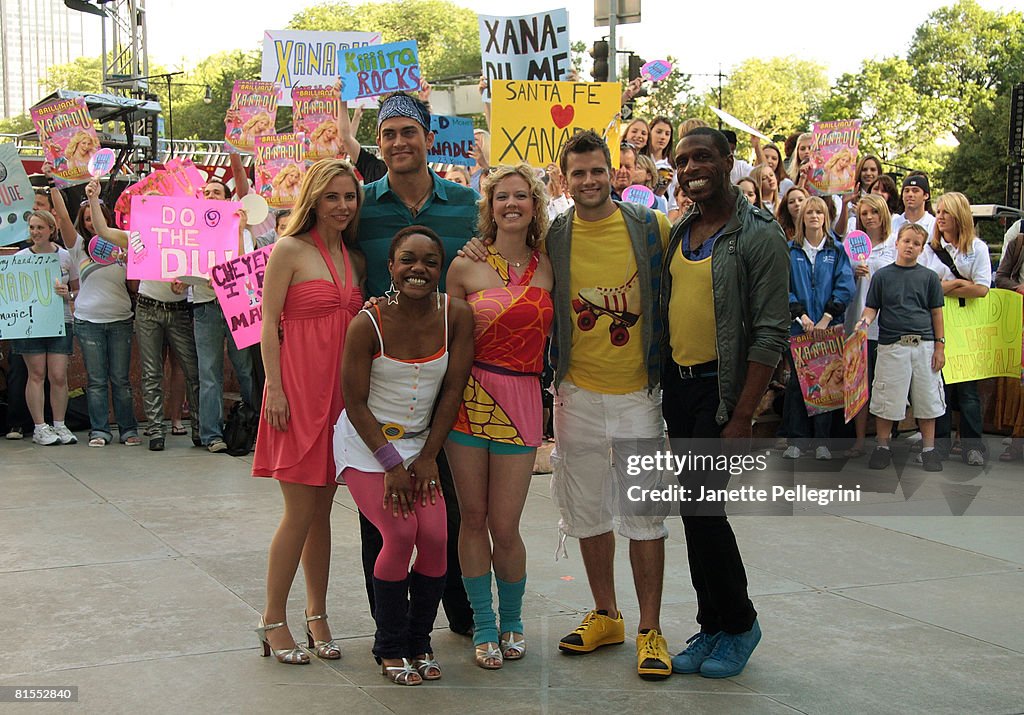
[0,143,36,247]
[338,40,421,101]
[255,133,307,210]
[126,195,240,281]
[789,326,846,415]
[807,119,862,197]
[490,80,621,169]
[0,253,65,339]
[292,86,342,161]
[942,289,1024,384]
[843,329,869,423]
[262,29,381,107]
[428,115,476,166]
[211,245,272,350]
[30,97,99,184]
[622,184,656,207]
[225,80,280,152]
[707,106,771,142]
[479,10,570,99]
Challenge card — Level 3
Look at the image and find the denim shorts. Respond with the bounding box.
[11,323,75,355]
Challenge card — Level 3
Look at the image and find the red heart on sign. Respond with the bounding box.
[550,104,575,129]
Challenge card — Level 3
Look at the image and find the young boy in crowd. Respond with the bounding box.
[855,223,946,471]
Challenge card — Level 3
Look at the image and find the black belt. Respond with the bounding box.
[675,359,718,380]
[137,295,190,312]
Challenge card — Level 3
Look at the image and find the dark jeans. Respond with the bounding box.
[935,379,985,456]
[662,362,757,635]
[359,449,473,631]
[4,353,33,432]
[782,353,833,448]
[75,318,138,442]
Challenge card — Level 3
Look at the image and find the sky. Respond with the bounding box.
[133,0,1012,96]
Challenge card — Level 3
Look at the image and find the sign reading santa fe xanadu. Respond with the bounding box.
[339,40,421,101]
[490,80,621,169]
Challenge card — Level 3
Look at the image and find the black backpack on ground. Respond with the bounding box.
[223,400,259,456]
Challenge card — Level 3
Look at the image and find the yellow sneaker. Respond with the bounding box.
[636,629,672,680]
[558,610,625,654]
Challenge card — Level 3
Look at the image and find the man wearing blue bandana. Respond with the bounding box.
[356,91,478,635]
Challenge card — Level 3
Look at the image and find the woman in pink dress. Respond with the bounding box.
[252,159,365,664]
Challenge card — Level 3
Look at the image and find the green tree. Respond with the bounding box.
[171,50,264,141]
[0,114,33,135]
[289,0,481,80]
[40,56,104,93]
[908,0,1024,131]
[820,57,952,170]
[631,57,696,131]
[712,56,829,155]
[941,93,1011,204]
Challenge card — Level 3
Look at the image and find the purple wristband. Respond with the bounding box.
[373,442,403,471]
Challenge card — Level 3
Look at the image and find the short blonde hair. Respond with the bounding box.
[477,164,549,249]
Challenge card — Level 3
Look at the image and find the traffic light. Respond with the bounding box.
[591,40,609,83]
[628,54,644,82]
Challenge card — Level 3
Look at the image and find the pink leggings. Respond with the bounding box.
[343,467,447,581]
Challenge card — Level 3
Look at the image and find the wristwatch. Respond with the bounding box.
[935,337,945,344]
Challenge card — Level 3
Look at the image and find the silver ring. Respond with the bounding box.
[390,493,398,498]
[429,480,437,486]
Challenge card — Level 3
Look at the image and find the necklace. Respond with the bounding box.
[401,184,433,216]
[495,247,531,268]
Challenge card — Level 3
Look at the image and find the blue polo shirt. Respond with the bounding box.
[358,169,479,297]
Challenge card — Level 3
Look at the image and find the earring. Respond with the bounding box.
[384,280,400,305]
[435,284,441,310]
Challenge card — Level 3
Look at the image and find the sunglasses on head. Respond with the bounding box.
[80,198,105,206]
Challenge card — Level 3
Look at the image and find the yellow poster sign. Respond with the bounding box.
[942,288,1023,384]
[490,80,621,169]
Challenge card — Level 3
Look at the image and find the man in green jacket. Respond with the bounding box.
[660,127,790,678]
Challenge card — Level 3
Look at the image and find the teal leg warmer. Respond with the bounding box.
[462,572,497,646]
[496,574,526,635]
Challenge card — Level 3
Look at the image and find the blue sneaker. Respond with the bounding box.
[671,631,721,674]
[699,619,761,678]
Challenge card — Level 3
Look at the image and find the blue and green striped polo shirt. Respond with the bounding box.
[357,169,480,297]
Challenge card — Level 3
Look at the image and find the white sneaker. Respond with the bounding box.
[815,446,832,461]
[6,427,23,440]
[53,424,78,445]
[966,449,985,466]
[32,424,60,446]
[783,446,802,459]
[905,431,923,444]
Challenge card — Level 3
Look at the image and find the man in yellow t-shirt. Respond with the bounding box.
[544,130,673,681]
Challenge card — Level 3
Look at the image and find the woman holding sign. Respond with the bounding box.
[47,173,140,447]
[252,159,365,665]
[11,210,80,446]
[921,192,992,466]
[445,165,553,669]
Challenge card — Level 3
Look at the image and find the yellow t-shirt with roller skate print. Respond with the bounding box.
[566,209,669,394]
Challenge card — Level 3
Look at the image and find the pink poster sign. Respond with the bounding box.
[292,86,342,161]
[211,245,272,349]
[126,195,240,281]
[30,97,99,184]
[843,329,869,423]
[845,230,871,262]
[255,132,307,210]
[225,80,279,152]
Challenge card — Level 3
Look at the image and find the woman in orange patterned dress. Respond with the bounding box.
[445,164,554,669]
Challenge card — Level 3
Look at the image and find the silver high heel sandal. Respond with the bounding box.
[255,617,310,664]
[304,612,342,660]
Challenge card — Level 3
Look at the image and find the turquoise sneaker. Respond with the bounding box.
[699,619,761,678]
[671,631,721,674]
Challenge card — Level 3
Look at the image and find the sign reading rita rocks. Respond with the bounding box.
[490,80,621,169]
[339,40,421,101]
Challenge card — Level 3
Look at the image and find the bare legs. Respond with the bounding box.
[24,353,69,425]
[263,481,337,650]
[447,442,534,582]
